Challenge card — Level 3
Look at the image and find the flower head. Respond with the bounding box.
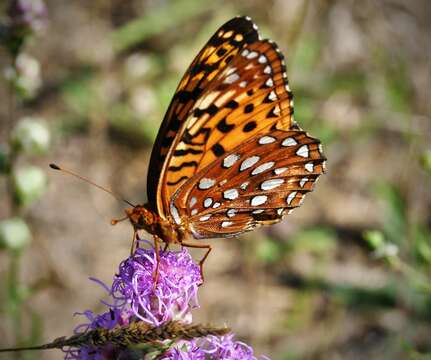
[111,241,202,326]
[64,241,268,359]
[161,334,265,360]
[7,0,48,34]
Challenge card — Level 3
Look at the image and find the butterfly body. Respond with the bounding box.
[126,205,186,245]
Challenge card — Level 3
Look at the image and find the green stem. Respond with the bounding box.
[8,250,23,355]
[5,54,24,359]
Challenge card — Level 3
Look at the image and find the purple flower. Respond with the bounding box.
[64,241,268,359]
[111,240,202,326]
[2,0,48,57]
[161,334,266,360]
[7,0,48,34]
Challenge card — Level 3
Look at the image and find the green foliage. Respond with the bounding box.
[373,182,406,245]
[0,143,10,174]
[255,236,284,264]
[289,228,337,256]
[383,60,411,114]
[60,67,97,119]
[108,103,159,145]
[290,35,321,76]
[112,0,220,52]
[420,150,431,177]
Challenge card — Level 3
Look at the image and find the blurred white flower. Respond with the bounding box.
[130,86,156,115]
[4,53,42,98]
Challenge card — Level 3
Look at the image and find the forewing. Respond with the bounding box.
[147,16,259,212]
[154,22,297,219]
[171,130,326,238]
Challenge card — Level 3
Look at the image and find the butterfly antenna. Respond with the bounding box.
[49,163,136,207]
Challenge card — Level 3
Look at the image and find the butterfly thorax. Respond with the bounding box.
[125,205,185,244]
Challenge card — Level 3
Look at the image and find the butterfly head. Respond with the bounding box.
[124,205,156,232]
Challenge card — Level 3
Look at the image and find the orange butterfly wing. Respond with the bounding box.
[172,130,325,238]
[147,17,259,214]
[147,16,326,238]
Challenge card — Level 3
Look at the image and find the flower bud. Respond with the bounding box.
[11,116,50,155]
[0,217,31,251]
[12,165,47,206]
[7,0,48,34]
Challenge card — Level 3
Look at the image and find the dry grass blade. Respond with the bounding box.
[0,321,230,353]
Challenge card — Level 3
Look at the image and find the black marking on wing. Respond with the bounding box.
[216,117,235,133]
[167,175,189,186]
[168,161,198,172]
[211,143,225,157]
[173,148,203,156]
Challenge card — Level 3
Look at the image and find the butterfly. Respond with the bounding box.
[122,16,326,280]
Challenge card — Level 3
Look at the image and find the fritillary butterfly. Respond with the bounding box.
[124,16,326,279]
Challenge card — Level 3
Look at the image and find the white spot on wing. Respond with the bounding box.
[189,197,197,208]
[223,189,239,200]
[240,156,260,171]
[221,221,233,228]
[197,91,220,110]
[277,208,284,215]
[258,54,267,63]
[258,136,276,145]
[213,202,221,208]
[299,177,308,187]
[191,209,198,215]
[199,178,215,189]
[204,198,213,208]
[263,65,271,74]
[241,49,249,57]
[296,145,309,158]
[274,167,288,175]
[227,209,237,217]
[251,161,275,175]
[268,91,277,101]
[265,78,274,87]
[252,209,264,214]
[170,203,181,225]
[226,67,237,75]
[239,81,248,88]
[305,162,314,172]
[246,51,258,59]
[224,72,240,84]
[223,154,240,168]
[240,182,249,190]
[286,191,297,205]
[261,179,284,190]
[200,214,212,221]
[281,137,297,146]
[251,195,268,206]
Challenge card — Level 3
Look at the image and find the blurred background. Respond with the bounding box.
[0,0,430,359]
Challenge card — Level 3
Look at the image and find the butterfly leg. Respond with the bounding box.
[181,242,212,283]
[153,235,161,287]
[130,229,140,255]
